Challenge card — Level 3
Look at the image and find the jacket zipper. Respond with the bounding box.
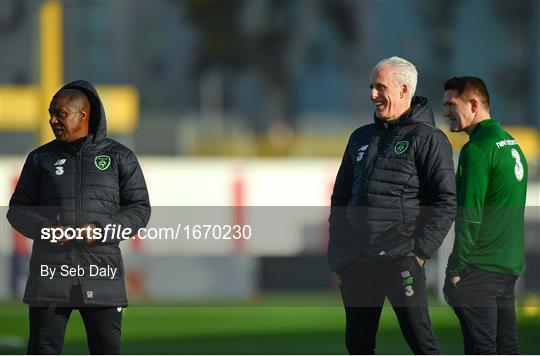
[363,125,391,196]
[75,149,82,226]
[73,145,102,290]
[74,148,82,285]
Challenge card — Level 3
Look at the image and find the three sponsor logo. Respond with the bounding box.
[54,158,66,175]
[401,269,414,297]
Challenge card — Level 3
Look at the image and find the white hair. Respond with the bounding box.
[373,56,418,102]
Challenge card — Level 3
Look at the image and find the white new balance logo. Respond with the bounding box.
[54,159,66,166]
[356,145,369,162]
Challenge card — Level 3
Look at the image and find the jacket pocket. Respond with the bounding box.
[79,252,127,305]
[363,221,413,258]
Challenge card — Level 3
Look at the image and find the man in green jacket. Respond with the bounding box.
[442,76,527,354]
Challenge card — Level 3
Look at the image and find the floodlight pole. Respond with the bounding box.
[39,0,63,145]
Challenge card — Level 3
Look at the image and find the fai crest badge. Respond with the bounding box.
[394,140,409,155]
[95,155,111,170]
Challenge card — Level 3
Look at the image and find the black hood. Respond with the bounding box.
[374,96,435,128]
[55,80,107,142]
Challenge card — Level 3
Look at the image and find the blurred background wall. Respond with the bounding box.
[1,0,539,158]
[0,0,539,304]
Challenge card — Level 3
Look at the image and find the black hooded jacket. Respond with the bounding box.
[328,96,456,271]
[7,80,151,306]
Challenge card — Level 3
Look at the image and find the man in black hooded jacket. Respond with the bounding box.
[328,57,456,354]
[7,80,151,354]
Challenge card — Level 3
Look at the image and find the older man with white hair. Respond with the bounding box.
[328,57,456,354]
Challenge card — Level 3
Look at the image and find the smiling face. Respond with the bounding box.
[443,89,475,134]
[370,64,410,121]
[48,94,89,142]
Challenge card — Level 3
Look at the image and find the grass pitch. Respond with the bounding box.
[1,295,539,354]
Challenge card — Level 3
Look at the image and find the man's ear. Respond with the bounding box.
[80,109,89,121]
[470,97,480,113]
[400,84,408,99]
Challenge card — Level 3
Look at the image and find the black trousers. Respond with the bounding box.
[27,285,122,355]
[443,266,519,355]
[337,256,441,355]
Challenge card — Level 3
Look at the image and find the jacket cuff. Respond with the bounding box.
[446,265,465,278]
[412,246,430,260]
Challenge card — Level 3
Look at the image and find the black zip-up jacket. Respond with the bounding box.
[7,80,151,306]
[328,96,456,271]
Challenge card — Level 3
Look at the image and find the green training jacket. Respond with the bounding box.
[447,119,528,277]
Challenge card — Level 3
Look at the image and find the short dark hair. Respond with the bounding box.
[443,76,490,109]
[54,88,90,111]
